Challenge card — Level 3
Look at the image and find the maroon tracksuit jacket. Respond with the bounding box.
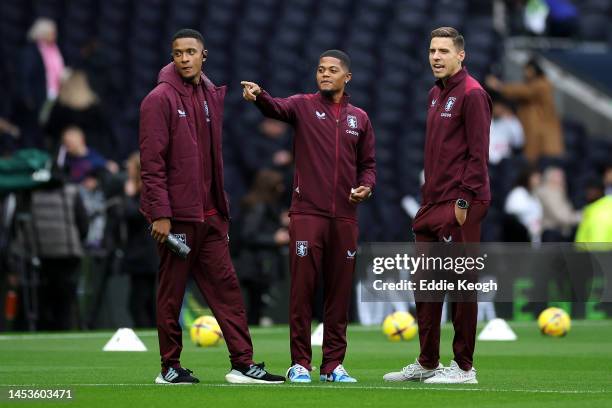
[140,63,253,371]
[140,64,230,222]
[422,67,491,205]
[255,91,376,373]
[255,91,376,220]
[414,67,492,372]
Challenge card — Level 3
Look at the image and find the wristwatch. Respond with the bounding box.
[456,198,470,209]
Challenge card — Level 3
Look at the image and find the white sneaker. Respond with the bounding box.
[424,360,478,384]
[383,359,443,382]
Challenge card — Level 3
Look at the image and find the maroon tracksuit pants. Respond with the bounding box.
[156,214,253,370]
[289,214,359,374]
[412,200,489,371]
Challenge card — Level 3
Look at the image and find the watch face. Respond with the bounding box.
[457,199,469,209]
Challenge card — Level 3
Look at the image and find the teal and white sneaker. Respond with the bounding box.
[424,360,477,384]
[383,359,443,382]
[320,364,357,383]
[286,364,311,383]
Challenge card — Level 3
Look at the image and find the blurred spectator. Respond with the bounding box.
[57,125,118,249]
[120,152,158,327]
[523,0,549,35]
[583,176,605,206]
[505,0,532,35]
[30,180,88,330]
[0,118,20,156]
[536,166,580,241]
[238,169,289,325]
[0,118,20,140]
[238,118,293,202]
[57,125,118,183]
[575,193,612,243]
[545,0,578,38]
[401,170,425,220]
[45,69,116,160]
[78,39,122,112]
[489,97,524,165]
[16,18,65,149]
[505,166,543,242]
[486,59,564,164]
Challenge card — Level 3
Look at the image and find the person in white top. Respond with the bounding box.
[489,98,524,165]
[505,166,543,242]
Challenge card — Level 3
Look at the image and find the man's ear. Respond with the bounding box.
[345,72,352,84]
[458,49,466,64]
[202,49,208,61]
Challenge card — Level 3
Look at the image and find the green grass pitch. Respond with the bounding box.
[0,320,611,407]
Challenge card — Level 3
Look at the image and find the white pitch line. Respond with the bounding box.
[0,383,609,394]
[0,332,157,341]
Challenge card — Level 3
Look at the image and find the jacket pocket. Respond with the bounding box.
[168,182,198,210]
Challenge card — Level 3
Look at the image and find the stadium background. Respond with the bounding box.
[0,0,611,331]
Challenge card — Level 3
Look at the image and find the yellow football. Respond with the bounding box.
[190,315,223,347]
[538,307,571,337]
[382,311,418,342]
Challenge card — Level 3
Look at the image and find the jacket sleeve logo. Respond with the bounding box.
[177,109,187,118]
[347,115,358,128]
[315,110,326,120]
[296,241,308,257]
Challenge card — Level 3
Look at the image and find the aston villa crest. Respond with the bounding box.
[296,241,308,257]
[347,115,358,129]
[445,97,457,112]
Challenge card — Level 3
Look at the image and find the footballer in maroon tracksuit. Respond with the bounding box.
[140,29,284,385]
[242,50,376,382]
[384,27,491,384]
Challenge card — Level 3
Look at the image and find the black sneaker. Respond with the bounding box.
[225,362,285,384]
[155,367,200,384]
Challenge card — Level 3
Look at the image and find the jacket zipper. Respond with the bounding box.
[332,104,341,216]
[431,87,448,199]
[193,90,205,222]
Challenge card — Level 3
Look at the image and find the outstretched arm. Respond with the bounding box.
[241,80,298,123]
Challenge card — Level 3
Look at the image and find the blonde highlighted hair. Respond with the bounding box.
[27,17,57,42]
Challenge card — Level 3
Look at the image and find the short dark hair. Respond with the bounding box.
[430,26,465,51]
[525,58,545,77]
[319,49,351,70]
[172,28,205,47]
[515,165,540,190]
